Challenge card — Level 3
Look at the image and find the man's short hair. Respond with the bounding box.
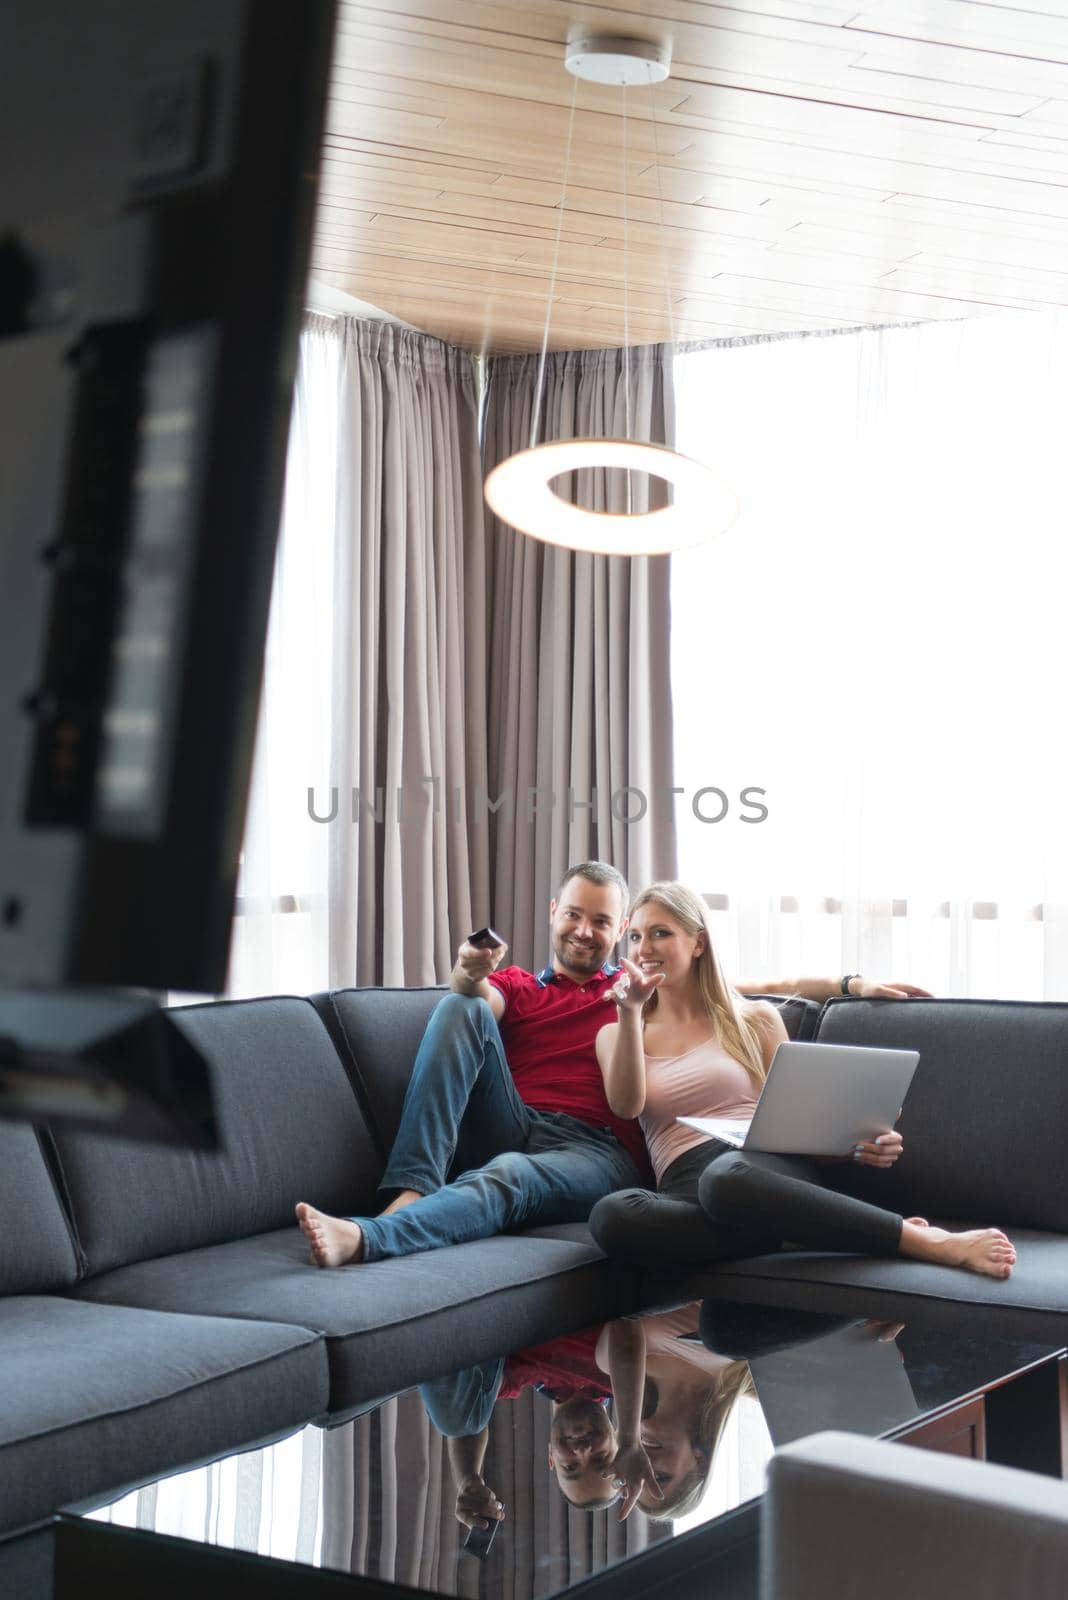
[555,860,629,916]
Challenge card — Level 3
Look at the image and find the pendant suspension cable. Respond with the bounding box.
[530,70,580,450]
[647,78,678,354]
[486,36,738,558]
[621,81,632,513]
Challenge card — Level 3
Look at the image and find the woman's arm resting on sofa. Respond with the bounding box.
[736,976,934,1001]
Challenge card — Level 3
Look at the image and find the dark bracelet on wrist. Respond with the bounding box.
[841,973,860,996]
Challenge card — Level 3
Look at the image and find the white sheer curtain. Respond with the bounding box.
[226,319,339,998]
[671,313,1068,1000]
[227,314,488,998]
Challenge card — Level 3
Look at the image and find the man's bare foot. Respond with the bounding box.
[900,1221,1016,1280]
[905,1216,929,1228]
[295,1202,364,1267]
[380,1188,423,1216]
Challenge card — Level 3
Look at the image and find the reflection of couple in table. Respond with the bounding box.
[421,1300,918,1531]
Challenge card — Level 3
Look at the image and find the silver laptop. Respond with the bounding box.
[677,1039,920,1157]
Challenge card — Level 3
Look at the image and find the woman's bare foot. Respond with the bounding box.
[900,1221,1016,1280]
[380,1188,423,1216]
[295,1202,364,1267]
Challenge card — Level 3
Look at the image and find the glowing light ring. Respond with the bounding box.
[483,439,738,556]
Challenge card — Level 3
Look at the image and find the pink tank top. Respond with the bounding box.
[640,1037,760,1184]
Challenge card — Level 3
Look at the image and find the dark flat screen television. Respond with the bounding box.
[0,0,336,996]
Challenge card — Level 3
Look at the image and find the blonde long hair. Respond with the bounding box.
[629,881,767,1090]
[640,1361,755,1521]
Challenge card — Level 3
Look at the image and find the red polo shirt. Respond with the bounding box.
[488,963,648,1173]
[499,1324,609,1402]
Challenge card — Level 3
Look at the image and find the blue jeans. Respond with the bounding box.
[353,994,640,1262]
[420,1358,506,1438]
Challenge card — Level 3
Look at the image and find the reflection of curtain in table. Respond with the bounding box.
[696,1393,774,1528]
[319,1389,670,1595]
[321,1396,468,1592]
[96,1392,674,1584]
[98,1427,323,1556]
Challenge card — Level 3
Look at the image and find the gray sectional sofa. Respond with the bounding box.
[2,985,1066,1539]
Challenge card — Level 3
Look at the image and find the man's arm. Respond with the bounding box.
[446,1428,505,1532]
[450,938,508,1019]
[736,976,933,1001]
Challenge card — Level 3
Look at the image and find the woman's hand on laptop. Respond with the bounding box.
[860,1318,906,1344]
[853,1131,903,1167]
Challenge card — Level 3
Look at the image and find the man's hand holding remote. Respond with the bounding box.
[451,929,508,997]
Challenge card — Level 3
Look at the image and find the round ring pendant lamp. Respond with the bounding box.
[483,37,738,556]
[484,439,737,557]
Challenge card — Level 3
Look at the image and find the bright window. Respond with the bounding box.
[671,314,1068,998]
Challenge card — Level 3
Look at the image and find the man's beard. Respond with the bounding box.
[553,931,606,975]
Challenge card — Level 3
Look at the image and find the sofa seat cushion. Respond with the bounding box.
[0,1297,328,1535]
[71,1222,634,1413]
[50,997,383,1275]
[0,1126,81,1293]
[640,1226,1068,1344]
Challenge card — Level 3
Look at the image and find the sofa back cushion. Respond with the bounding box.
[748,995,823,1043]
[0,1124,82,1291]
[815,997,1068,1231]
[315,988,817,1163]
[50,997,382,1276]
[314,987,446,1155]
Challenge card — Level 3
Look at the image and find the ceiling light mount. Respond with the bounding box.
[564,36,671,87]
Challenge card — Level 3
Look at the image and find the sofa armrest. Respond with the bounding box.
[762,1430,1068,1600]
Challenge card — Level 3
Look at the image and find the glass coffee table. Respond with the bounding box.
[7,1297,1067,1599]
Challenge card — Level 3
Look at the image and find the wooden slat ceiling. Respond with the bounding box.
[312,0,1068,352]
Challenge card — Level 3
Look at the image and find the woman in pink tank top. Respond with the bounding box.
[588,883,1016,1282]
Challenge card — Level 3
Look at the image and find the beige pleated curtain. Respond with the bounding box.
[480,343,679,970]
[321,325,677,986]
[328,320,490,986]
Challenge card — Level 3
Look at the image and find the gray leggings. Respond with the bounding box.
[588,1139,903,1270]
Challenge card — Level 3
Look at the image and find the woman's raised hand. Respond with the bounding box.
[603,1439,664,1520]
[605,956,664,1010]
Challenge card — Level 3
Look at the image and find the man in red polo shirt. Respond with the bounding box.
[296,861,926,1266]
[421,1322,626,1523]
[297,861,643,1265]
